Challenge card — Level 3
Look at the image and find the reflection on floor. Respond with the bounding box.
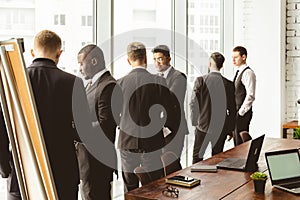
[0,179,6,199]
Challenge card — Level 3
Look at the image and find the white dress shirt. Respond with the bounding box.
[90,68,108,86]
[160,66,172,78]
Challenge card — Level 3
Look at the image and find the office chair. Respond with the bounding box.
[239,131,252,143]
[134,166,153,186]
[160,151,182,176]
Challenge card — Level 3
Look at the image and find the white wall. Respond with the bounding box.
[286,0,300,124]
[233,0,285,138]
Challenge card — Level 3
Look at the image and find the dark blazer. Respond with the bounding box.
[94,71,122,169]
[76,70,122,199]
[27,58,86,199]
[190,72,236,135]
[117,68,172,152]
[163,67,188,156]
[165,67,189,134]
[87,71,122,144]
[81,71,121,177]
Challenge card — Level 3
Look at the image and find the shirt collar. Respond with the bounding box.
[90,68,107,86]
[160,66,172,78]
[237,64,248,72]
[133,66,146,70]
[209,69,221,73]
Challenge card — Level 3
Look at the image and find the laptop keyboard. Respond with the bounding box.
[281,181,300,189]
[230,159,246,167]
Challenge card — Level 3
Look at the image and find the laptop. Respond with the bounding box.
[265,148,300,194]
[216,134,265,171]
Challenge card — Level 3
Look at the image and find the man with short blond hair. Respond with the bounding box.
[27,29,90,199]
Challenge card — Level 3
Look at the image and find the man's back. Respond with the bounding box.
[222,76,236,133]
[118,68,168,151]
[191,72,233,134]
[190,52,235,163]
[27,58,81,199]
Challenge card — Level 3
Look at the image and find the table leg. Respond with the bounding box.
[282,128,287,138]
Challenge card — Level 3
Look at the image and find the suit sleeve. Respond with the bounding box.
[225,81,237,133]
[0,106,11,178]
[72,77,93,142]
[190,78,201,126]
[158,77,180,135]
[169,73,187,104]
[96,83,122,143]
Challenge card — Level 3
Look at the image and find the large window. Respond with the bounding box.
[0,0,94,75]
[0,0,94,198]
[113,0,173,79]
[0,1,225,199]
[187,0,221,80]
[111,1,173,199]
[185,0,222,164]
[111,0,222,184]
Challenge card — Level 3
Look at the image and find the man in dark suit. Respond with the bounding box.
[190,52,236,164]
[27,29,91,199]
[76,44,122,200]
[0,106,21,200]
[152,45,188,164]
[118,42,174,192]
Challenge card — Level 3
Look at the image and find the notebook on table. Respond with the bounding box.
[191,165,218,172]
[216,134,265,172]
[265,148,300,194]
[166,175,200,187]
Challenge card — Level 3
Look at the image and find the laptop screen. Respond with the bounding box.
[267,151,300,181]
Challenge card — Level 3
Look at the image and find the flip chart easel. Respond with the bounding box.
[0,38,58,200]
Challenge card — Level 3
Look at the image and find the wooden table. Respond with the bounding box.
[223,171,300,200]
[282,120,299,138]
[125,137,300,200]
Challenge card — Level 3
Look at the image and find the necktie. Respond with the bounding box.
[233,70,239,82]
[85,80,92,91]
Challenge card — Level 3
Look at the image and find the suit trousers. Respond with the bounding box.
[76,142,112,200]
[163,129,186,160]
[234,110,253,146]
[192,129,227,164]
[120,149,163,192]
[6,159,21,200]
